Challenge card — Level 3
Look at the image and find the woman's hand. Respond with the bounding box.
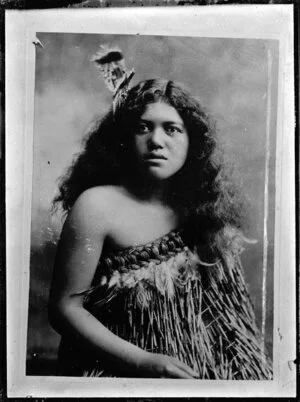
[137,352,199,379]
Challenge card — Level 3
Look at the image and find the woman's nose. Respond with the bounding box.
[148,127,164,149]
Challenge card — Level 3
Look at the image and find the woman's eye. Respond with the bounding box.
[165,125,182,136]
[136,123,151,134]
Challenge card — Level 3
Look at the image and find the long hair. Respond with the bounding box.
[53,79,248,260]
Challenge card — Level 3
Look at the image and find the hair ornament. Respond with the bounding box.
[91,44,135,113]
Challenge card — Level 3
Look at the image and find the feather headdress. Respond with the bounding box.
[91,44,135,113]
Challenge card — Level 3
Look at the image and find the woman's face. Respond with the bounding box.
[132,102,189,180]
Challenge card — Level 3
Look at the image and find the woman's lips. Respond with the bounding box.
[144,154,167,161]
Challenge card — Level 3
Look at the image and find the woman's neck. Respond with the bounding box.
[123,176,170,205]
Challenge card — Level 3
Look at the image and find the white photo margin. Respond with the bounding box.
[5,5,296,398]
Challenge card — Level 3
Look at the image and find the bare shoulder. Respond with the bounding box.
[68,185,129,231]
[75,185,129,210]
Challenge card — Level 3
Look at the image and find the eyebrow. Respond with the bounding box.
[139,118,185,127]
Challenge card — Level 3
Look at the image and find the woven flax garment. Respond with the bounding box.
[56,228,272,379]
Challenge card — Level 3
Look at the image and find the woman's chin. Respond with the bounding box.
[143,167,172,181]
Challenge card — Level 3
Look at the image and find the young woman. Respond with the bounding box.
[49,78,272,379]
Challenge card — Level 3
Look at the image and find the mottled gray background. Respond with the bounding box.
[27,33,278,375]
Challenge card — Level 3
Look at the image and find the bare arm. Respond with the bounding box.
[49,189,198,378]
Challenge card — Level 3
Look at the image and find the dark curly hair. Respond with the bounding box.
[53,79,248,260]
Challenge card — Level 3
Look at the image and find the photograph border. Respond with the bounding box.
[5,5,296,398]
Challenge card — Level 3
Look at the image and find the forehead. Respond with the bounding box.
[140,102,184,125]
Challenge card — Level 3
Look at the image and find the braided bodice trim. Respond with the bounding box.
[98,228,186,273]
